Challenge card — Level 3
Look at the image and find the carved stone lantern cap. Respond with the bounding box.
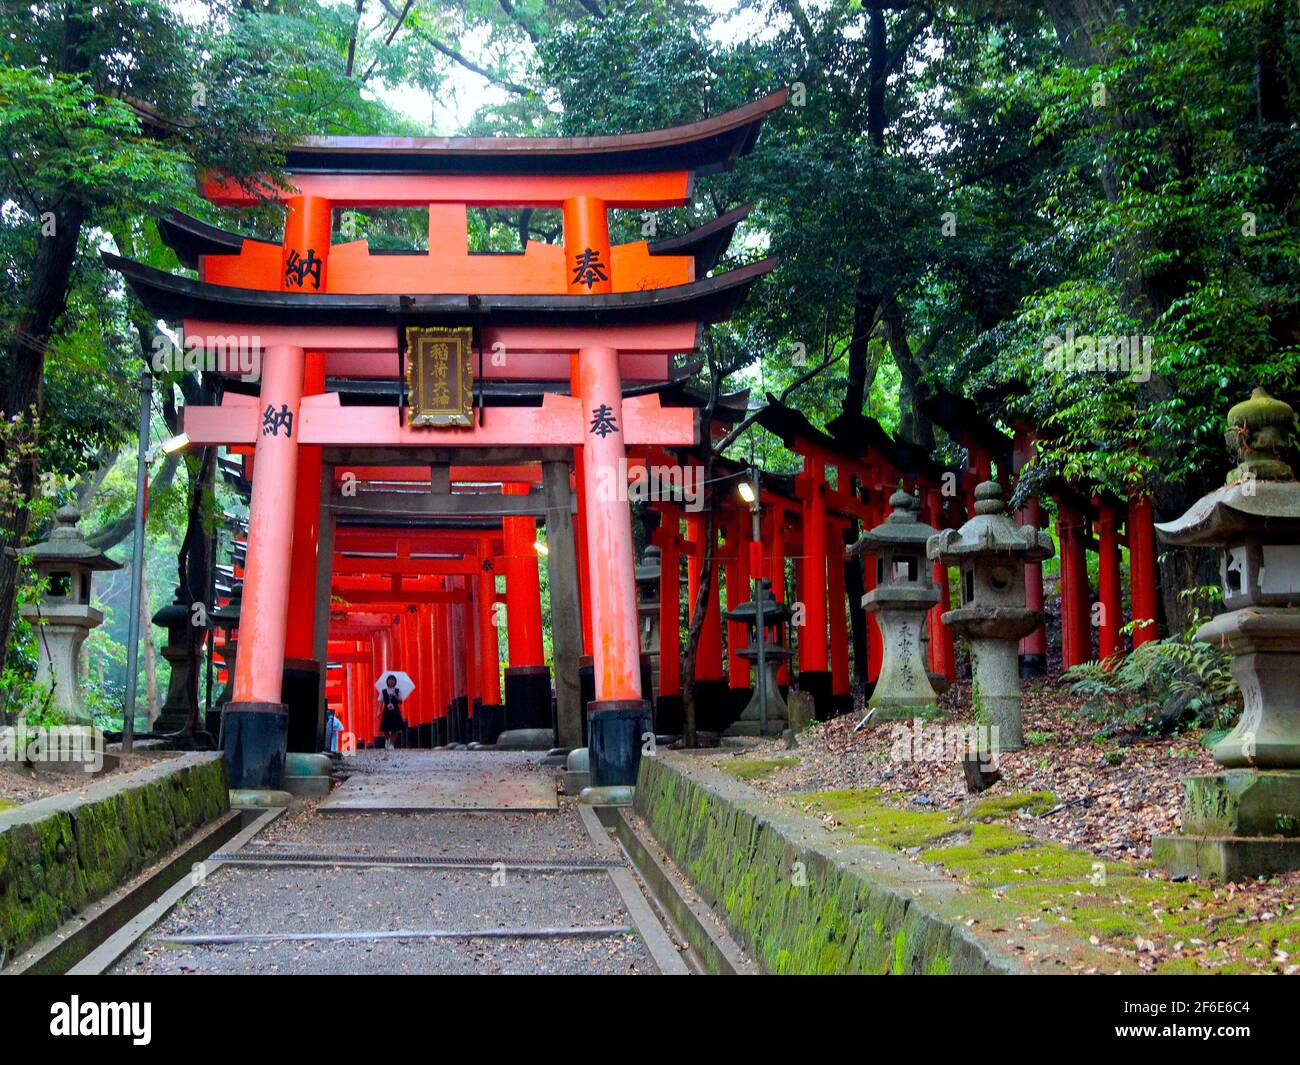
[635,543,661,585]
[851,488,935,554]
[724,577,792,625]
[1157,388,1300,548]
[25,505,121,571]
[927,481,1054,563]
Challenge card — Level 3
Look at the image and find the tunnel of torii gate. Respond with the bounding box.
[109,91,789,789]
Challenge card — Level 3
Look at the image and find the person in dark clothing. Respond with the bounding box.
[377,674,405,750]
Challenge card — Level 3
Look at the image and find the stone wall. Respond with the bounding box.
[636,752,1113,974]
[0,753,228,962]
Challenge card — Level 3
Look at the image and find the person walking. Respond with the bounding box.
[377,673,406,750]
[324,708,344,755]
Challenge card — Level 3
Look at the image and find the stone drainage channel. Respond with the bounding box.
[39,750,748,976]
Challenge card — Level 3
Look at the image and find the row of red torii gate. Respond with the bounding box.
[110,90,1161,789]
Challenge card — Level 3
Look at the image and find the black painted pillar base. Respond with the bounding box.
[1019,654,1047,678]
[588,699,653,787]
[691,678,731,733]
[282,658,322,753]
[726,686,753,730]
[578,657,595,747]
[800,670,835,722]
[831,692,855,717]
[654,693,683,736]
[474,700,505,744]
[450,694,470,745]
[505,665,552,731]
[205,705,224,742]
[433,717,448,747]
[220,701,288,789]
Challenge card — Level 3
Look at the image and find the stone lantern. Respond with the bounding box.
[635,544,662,692]
[850,489,941,718]
[18,505,121,724]
[153,588,197,734]
[1153,388,1300,878]
[927,481,1053,751]
[723,578,793,736]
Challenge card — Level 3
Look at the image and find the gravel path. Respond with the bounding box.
[110,751,653,975]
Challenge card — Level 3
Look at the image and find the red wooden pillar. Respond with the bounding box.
[285,351,324,661]
[570,356,595,657]
[726,510,750,690]
[923,487,956,681]
[799,458,830,674]
[501,484,545,667]
[1057,500,1091,668]
[655,515,682,698]
[1013,426,1047,673]
[686,511,724,682]
[576,348,643,703]
[827,520,851,708]
[765,508,790,686]
[475,568,501,707]
[432,600,447,718]
[862,490,884,683]
[226,342,305,788]
[1095,497,1123,664]
[1128,493,1159,647]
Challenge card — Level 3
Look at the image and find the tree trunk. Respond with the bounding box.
[0,197,87,696]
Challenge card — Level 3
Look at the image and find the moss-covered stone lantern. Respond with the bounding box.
[1153,388,1300,879]
[18,505,121,724]
[927,481,1053,751]
[850,489,941,717]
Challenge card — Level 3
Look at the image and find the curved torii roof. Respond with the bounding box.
[276,92,787,178]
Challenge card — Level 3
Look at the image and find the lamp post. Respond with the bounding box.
[122,370,151,752]
[739,466,767,736]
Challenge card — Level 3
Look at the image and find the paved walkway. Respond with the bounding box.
[111,751,657,975]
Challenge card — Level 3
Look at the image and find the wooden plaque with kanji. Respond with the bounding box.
[406,326,474,427]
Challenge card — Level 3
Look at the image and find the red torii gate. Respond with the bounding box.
[112,92,786,788]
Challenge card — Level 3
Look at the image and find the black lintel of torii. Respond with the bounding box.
[915,384,1015,471]
[218,359,711,407]
[754,397,950,485]
[103,251,775,329]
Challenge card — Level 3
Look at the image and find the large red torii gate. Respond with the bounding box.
[111,92,786,789]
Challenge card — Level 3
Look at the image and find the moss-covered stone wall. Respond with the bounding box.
[0,753,228,962]
[636,753,1122,975]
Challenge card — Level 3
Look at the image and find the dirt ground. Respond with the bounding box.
[0,749,168,809]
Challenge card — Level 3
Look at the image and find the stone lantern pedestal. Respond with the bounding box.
[153,589,198,734]
[1153,389,1300,879]
[851,490,941,719]
[927,482,1053,752]
[17,506,121,728]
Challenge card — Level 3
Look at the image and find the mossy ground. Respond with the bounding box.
[797,787,1300,973]
[720,757,800,781]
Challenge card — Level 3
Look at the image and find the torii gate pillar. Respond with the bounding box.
[223,343,305,788]
[577,344,650,785]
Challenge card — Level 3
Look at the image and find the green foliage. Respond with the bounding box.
[1063,637,1240,734]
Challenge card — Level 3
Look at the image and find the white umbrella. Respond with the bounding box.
[374,671,415,700]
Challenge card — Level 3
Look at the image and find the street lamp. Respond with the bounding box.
[741,465,769,738]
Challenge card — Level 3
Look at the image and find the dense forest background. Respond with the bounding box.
[1,0,1297,725]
